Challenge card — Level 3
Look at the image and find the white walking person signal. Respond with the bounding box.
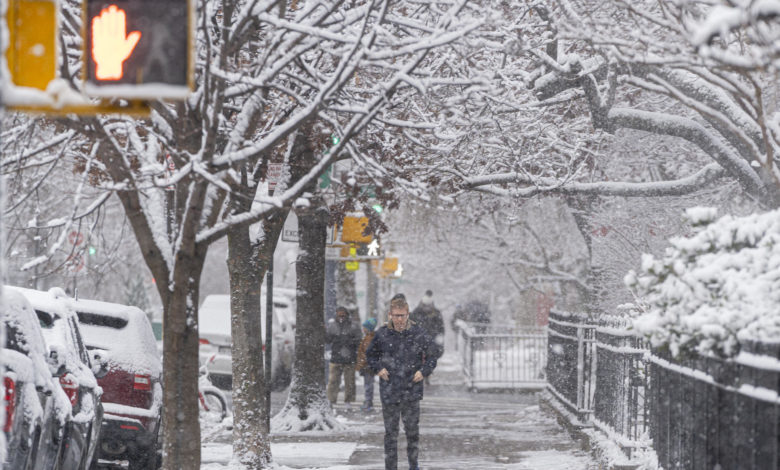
[367,239,380,257]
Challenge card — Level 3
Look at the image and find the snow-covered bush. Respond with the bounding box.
[626,207,780,358]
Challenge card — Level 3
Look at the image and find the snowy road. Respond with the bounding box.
[202,355,595,469]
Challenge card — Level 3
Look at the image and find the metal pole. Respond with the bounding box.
[265,257,273,431]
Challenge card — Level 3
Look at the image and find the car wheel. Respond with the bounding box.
[128,449,157,470]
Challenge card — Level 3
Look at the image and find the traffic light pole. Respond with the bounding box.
[265,257,273,432]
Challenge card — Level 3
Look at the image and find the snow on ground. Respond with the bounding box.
[201,354,595,469]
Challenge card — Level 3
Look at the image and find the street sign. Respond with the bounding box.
[7,0,57,90]
[345,260,359,271]
[281,213,300,242]
[281,212,337,243]
[84,0,193,99]
[68,231,84,246]
[345,245,359,271]
[267,163,285,192]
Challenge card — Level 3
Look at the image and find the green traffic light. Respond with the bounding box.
[331,135,340,145]
[88,246,97,255]
[372,204,383,213]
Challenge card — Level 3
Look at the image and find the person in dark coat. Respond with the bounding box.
[355,317,378,411]
[366,293,441,470]
[326,306,362,406]
[410,290,444,385]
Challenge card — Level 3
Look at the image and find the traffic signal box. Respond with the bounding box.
[5,0,193,113]
[84,0,193,99]
[341,216,372,243]
[7,0,57,90]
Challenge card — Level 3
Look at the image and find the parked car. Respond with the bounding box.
[1,289,70,470]
[9,286,104,470]
[198,294,294,391]
[72,298,162,470]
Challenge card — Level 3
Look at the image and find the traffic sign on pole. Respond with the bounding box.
[83,0,193,99]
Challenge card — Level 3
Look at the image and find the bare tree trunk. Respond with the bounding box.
[564,196,603,313]
[227,207,285,469]
[161,251,206,470]
[272,195,341,431]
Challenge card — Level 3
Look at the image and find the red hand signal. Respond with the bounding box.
[91,5,141,80]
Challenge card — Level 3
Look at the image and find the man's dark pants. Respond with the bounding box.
[382,399,421,470]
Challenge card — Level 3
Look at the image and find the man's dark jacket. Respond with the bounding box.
[326,318,362,364]
[366,321,440,404]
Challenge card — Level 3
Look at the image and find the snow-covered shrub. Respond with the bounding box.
[626,207,780,358]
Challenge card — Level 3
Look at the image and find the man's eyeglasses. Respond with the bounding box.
[390,313,408,318]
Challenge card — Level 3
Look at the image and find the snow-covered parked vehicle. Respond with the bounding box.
[198,294,294,391]
[9,286,105,470]
[72,298,162,470]
[1,288,71,470]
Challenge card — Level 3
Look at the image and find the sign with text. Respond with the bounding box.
[281,212,337,243]
[267,163,285,192]
[84,0,192,99]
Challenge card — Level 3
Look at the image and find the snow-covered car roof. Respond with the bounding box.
[1,288,73,424]
[7,286,99,391]
[71,298,161,377]
[1,288,53,388]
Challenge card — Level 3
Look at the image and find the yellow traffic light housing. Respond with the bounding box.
[7,0,57,90]
[341,216,372,243]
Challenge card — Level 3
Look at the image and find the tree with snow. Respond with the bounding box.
[628,207,780,358]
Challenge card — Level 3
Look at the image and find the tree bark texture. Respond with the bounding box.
[272,196,341,431]
[227,207,286,469]
[161,250,206,470]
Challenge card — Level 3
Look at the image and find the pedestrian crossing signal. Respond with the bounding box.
[84,0,192,99]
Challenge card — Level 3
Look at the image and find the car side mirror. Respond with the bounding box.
[89,350,110,379]
[47,347,66,377]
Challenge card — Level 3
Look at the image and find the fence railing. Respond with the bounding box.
[546,310,780,468]
[455,320,547,390]
[547,312,597,420]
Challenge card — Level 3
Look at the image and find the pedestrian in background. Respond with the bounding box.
[367,293,441,470]
[355,317,378,411]
[410,289,445,385]
[326,306,362,408]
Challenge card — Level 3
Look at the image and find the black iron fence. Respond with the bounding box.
[546,310,780,468]
[455,320,547,390]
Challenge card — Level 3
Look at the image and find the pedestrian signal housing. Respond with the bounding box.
[84,0,193,99]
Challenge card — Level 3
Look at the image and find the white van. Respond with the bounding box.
[198,295,294,390]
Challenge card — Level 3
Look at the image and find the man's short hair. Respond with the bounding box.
[336,306,348,315]
[390,293,408,310]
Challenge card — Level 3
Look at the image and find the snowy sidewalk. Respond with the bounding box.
[202,354,594,469]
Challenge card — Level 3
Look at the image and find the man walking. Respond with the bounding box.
[326,306,362,407]
[410,290,444,386]
[367,293,441,470]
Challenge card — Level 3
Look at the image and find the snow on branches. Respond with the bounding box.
[627,207,780,358]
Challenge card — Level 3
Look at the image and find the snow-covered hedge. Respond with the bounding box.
[625,207,780,358]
